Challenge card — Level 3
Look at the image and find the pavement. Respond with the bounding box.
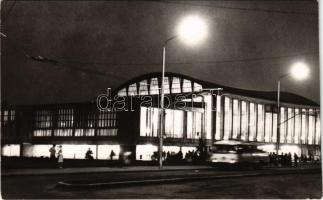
[2,162,321,176]
[1,165,213,176]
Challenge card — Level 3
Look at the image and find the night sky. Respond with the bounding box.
[1,1,319,105]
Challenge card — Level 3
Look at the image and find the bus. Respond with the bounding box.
[207,140,269,167]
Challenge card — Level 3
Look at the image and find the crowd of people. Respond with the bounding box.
[268,152,319,167]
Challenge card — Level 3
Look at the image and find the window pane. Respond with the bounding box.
[286,108,294,143]
[257,104,264,142]
[294,109,301,144]
[280,107,286,143]
[128,83,137,96]
[249,103,256,141]
[241,101,248,141]
[150,78,159,95]
[117,88,127,96]
[182,79,192,93]
[232,99,239,139]
[171,77,181,94]
[264,112,272,142]
[139,80,149,95]
[224,97,232,140]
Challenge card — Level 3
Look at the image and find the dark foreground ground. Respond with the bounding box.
[2,168,322,199]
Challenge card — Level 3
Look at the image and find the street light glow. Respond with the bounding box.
[177,15,207,45]
[290,62,310,80]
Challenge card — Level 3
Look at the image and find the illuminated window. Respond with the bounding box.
[272,113,277,143]
[286,108,294,143]
[117,88,127,96]
[150,78,159,95]
[240,101,248,141]
[301,109,307,144]
[35,110,52,129]
[33,130,51,137]
[308,109,315,145]
[187,111,203,139]
[97,129,118,136]
[128,83,137,96]
[257,104,264,142]
[140,107,159,137]
[75,129,84,137]
[315,112,320,145]
[165,109,184,138]
[1,110,15,125]
[264,112,272,142]
[162,77,170,94]
[57,109,74,128]
[182,79,192,93]
[232,99,240,139]
[215,96,222,140]
[280,107,286,143]
[54,129,73,137]
[193,82,202,92]
[84,129,95,136]
[249,103,256,141]
[205,95,212,140]
[294,109,301,144]
[171,77,181,94]
[224,97,232,140]
[139,80,149,95]
[97,111,116,128]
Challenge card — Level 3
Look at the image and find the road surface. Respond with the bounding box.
[2,168,321,199]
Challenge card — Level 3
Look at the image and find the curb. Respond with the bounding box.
[1,166,214,177]
[56,168,321,189]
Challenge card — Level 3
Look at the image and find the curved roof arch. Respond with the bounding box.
[112,72,318,106]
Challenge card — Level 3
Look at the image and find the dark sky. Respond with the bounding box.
[1,1,319,105]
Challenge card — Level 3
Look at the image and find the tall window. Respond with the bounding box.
[171,77,181,94]
[150,78,159,95]
[301,109,307,144]
[249,103,256,141]
[139,80,149,95]
[232,99,239,139]
[286,108,293,143]
[165,109,184,138]
[264,112,272,142]
[308,109,315,145]
[163,77,170,94]
[140,107,159,137]
[272,113,277,143]
[280,107,286,143]
[294,109,301,144]
[257,104,264,142]
[215,96,222,140]
[315,111,320,145]
[224,97,232,140]
[182,79,192,93]
[240,101,248,141]
[187,111,204,139]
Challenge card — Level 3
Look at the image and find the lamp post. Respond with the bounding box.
[159,15,208,168]
[276,62,309,154]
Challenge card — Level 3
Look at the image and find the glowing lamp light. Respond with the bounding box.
[290,62,310,81]
[177,15,208,45]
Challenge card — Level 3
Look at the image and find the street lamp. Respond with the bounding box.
[159,15,208,168]
[276,62,309,154]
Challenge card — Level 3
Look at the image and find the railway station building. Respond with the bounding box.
[1,72,320,160]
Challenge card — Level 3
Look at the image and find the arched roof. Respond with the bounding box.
[113,72,319,106]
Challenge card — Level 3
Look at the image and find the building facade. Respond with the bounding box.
[1,72,321,160]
